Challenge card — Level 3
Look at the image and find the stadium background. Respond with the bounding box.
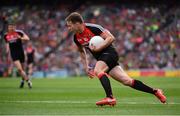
[0,0,179,78]
[0,0,180,115]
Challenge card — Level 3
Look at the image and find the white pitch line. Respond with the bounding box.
[1,100,180,105]
[2,100,88,104]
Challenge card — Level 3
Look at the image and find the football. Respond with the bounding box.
[89,36,104,48]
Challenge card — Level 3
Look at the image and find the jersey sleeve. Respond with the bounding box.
[86,23,105,35]
[16,30,24,37]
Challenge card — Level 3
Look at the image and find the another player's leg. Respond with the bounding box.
[19,79,24,88]
[14,60,32,89]
[94,61,116,106]
[109,66,166,103]
[22,62,32,89]
[27,63,33,77]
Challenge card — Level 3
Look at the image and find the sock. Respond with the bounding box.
[98,73,113,98]
[131,80,157,94]
[27,80,31,83]
[21,79,24,83]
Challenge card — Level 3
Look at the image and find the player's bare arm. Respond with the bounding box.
[77,46,89,71]
[20,33,30,41]
[77,45,95,78]
[92,30,115,52]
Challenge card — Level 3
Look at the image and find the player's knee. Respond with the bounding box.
[94,69,102,77]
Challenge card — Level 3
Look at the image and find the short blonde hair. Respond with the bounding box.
[65,12,84,24]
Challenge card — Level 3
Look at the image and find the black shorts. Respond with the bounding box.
[27,57,34,65]
[97,49,119,72]
[10,50,25,63]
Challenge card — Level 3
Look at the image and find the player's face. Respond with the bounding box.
[66,21,81,33]
[8,25,16,32]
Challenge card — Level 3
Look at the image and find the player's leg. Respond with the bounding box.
[8,64,13,77]
[21,53,32,88]
[27,63,33,77]
[13,60,29,80]
[94,61,116,106]
[13,60,32,88]
[94,61,112,98]
[13,60,27,88]
[109,66,166,103]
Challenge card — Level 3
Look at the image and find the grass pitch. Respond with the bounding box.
[0,77,180,115]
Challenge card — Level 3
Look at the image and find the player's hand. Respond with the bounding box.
[89,45,102,52]
[87,70,96,79]
[86,66,96,79]
[17,35,22,39]
[89,44,96,51]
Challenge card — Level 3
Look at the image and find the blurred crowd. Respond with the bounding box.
[0,2,180,76]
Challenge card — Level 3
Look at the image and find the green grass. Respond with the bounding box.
[0,77,180,115]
